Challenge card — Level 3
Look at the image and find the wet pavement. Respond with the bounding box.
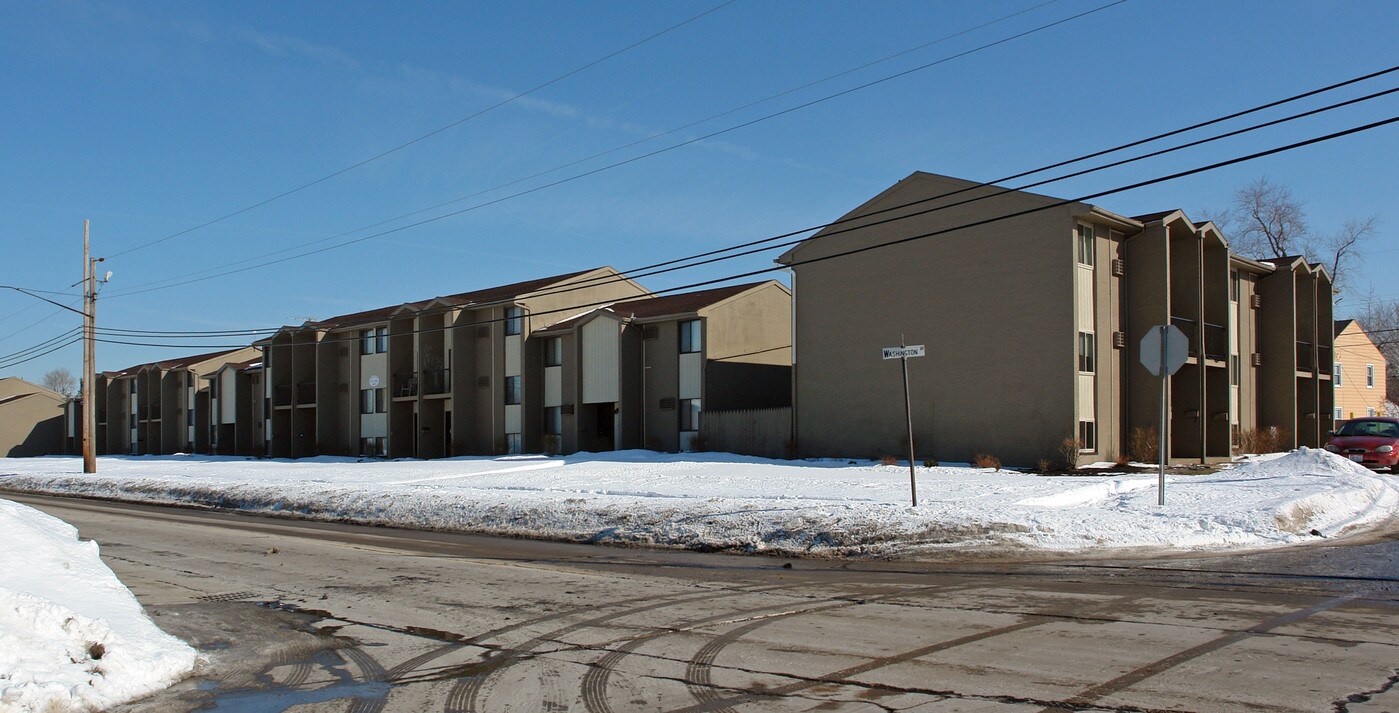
[11,493,1397,713]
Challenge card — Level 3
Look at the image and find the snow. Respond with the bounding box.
[0,498,198,712]
[0,448,1395,560]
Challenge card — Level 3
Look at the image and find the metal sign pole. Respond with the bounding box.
[901,347,917,508]
[1158,325,1168,506]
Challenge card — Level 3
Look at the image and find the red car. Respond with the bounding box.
[1324,417,1399,470]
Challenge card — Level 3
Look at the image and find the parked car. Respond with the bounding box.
[1324,417,1399,470]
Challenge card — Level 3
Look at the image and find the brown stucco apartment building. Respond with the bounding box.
[778,171,1334,467]
[74,347,262,456]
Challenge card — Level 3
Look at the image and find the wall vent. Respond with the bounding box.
[642,326,659,340]
[477,376,490,388]
[476,326,490,338]
[1111,259,1125,277]
[1112,331,1126,348]
[561,403,575,415]
[1251,294,1262,309]
[659,397,676,410]
[1251,352,1262,366]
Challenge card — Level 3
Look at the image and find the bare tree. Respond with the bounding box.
[42,367,78,397]
[1201,177,1377,300]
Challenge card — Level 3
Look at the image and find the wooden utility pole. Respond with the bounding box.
[83,220,96,474]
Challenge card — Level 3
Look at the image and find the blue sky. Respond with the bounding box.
[2,0,1397,383]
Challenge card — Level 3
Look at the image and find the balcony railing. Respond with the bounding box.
[273,384,294,407]
[422,368,451,395]
[1318,345,1332,373]
[138,406,149,420]
[394,373,418,399]
[1296,341,1314,371]
[150,404,161,420]
[1203,322,1227,361]
[295,382,316,404]
[1169,316,1199,357]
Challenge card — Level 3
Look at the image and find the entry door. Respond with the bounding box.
[594,403,615,452]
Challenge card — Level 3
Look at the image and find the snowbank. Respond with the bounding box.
[0,498,197,712]
[0,448,1395,559]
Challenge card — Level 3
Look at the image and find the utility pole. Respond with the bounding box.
[83,220,97,474]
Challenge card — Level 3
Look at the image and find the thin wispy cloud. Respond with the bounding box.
[235,28,360,69]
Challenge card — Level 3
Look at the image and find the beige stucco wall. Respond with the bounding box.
[0,379,65,457]
[785,173,1078,466]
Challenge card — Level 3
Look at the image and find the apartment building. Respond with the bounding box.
[79,347,261,456]
[255,268,651,459]
[1333,319,1388,419]
[204,358,265,455]
[0,377,65,457]
[777,171,1334,466]
[533,281,792,453]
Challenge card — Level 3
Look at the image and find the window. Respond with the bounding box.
[544,406,562,435]
[504,376,521,405]
[129,414,136,429]
[375,327,388,354]
[679,398,701,432]
[360,330,374,355]
[130,381,137,394]
[1368,407,1377,417]
[505,433,522,454]
[1334,363,1343,386]
[1229,270,1241,302]
[360,437,386,457]
[1335,407,1343,420]
[1078,332,1095,373]
[545,337,562,367]
[1230,355,1240,386]
[360,388,388,415]
[1367,364,1375,388]
[679,319,702,354]
[504,307,523,336]
[1078,420,1096,452]
[1076,225,1095,267]
[209,380,219,399]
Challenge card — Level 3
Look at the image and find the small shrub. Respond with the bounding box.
[689,433,710,452]
[1113,452,1130,468]
[1059,437,1084,470]
[1129,426,1158,463]
[1037,458,1052,473]
[972,453,1001,471]
[1238,425,1290,454]
[878,454,899,466]
[543,434,562,456]
[922,457,938,468]
[783,438,798,460]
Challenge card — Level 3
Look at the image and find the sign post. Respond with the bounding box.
[1139,324,1189,506]
[882,340,925,506]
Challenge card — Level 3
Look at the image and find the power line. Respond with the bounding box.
[103,0,1130,299]
[95,114,1399,353]
[104,0,739,261]
[0,328,81,363]
[0,337,82,371]
[102,0,1067,294]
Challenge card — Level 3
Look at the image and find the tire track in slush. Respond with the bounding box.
[663,592,1157,713]
[443,583,809,713]
[579,583,950,713]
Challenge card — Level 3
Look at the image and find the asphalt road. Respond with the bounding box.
[10,493,1398,713]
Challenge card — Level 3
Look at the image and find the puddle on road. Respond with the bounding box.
[197,648,390,712]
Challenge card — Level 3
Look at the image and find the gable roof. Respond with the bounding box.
[610,282,770,320]
[104,347,250,377]
[1335,318,1355,337]
[302,267,603,330]
[0,392,36,406]
[0,377,65,401]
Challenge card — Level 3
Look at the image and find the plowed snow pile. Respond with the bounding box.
[1,447,1395,558]
[0,498,197,712]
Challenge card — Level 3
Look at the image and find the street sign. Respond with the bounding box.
[882,345,926,360]
[1139,325,1188,377]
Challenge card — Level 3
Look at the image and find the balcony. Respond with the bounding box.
[273,384,294,407]
[150,404,161,420]
[1318,345,1332,374]
[422,368,451,395]
[295,382,316,405]
[1296,341,1314,372]
[1169,316,1198,357]
[394,373,418,399]
[138,406,149,420]
[1203,322,1227,361]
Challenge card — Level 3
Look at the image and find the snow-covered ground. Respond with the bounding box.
[0,498,198,712]
[1,448,1396,559]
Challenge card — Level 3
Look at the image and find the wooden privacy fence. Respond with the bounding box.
[701,407,792,459]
